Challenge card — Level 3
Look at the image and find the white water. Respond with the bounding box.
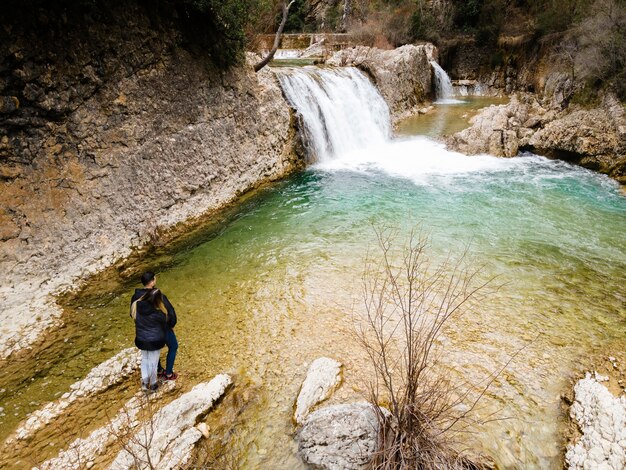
[274,49,302,59]
[430,60,461,104]
[276,67,391,162]
[456,83,487,96]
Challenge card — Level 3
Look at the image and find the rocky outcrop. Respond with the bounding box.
[327,45,433,122]
[6,348,140,444]
[446,94,626,182]
[297,402,381,470]
[0,3,302,359]
[36,381,177,470]
[111,374,232,469]
[294,357,343,424]
[565,373,626,470]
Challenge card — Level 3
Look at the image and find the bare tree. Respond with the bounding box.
[356,226,517,469]
[254,1,295,72]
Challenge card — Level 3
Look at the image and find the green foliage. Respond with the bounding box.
[452,0,483,29]
[410,6,439,42]
[283,0,310,32]
[531,0,592,34]
[176,0,259,67]
[490,50,505,67]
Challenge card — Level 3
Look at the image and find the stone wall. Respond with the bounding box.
[0,3,301,359]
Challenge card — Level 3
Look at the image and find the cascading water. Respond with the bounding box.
[430,60,457,102]
[276,67,391,162]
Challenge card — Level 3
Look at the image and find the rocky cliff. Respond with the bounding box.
[0,2,302,359]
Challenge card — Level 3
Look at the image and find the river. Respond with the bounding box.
[1,68,625,469]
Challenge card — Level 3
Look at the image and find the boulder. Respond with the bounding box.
[294,357,343,424]
[297,402,381,470]
[110,374,232,470]
[446,92,626,182]
[327,45,433,122]
[7,348,140,443]
[565,372,626,470]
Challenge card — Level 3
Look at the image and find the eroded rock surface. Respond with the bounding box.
[327,45,433,122]
[36,381,176,470]
[0,3,301,359]
[110,374,232,470]
[566,372,626,470]
[294,357,343,424]
[297,402,380,470]
[446,93,626,182]
[6,347,140,444]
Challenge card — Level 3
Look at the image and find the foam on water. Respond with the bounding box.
[315,136,569,186]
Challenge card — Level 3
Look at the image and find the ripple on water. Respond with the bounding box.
[1,135,625,469]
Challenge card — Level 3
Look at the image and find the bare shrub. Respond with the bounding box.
[356,227,512,469]
[575,0,626,99]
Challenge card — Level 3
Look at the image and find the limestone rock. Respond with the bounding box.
[446,92,626,182]
[565,372,626,470]
[37,381,176,470]
[294,357,343,424]
[327,45,433,122]
[0,2,302,360]
[7,348,140,443]
[446,96,535,157]
[110,374,232,470]
[297,402,380,470]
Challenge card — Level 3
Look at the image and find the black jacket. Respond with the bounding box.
[132,300,167,351]
[131,288,177,329]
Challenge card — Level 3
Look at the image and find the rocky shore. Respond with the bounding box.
[0,4,303,360]
[446,90,626,183]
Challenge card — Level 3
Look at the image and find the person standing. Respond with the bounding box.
[131,272,179,380]
[130,288,167,391]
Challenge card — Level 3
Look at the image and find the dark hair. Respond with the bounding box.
[141,288,167,316]
[141,271,155,286]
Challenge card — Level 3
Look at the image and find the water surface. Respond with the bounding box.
[1,99,625,469]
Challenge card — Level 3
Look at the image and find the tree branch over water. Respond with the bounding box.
[254,1,294,72]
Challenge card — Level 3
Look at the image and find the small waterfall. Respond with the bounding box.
[430,60,455,102]
[276,67,391,162]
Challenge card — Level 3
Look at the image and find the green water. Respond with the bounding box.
[397,97,508,137]
[1,99,625,469]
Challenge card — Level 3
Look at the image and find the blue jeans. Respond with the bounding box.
[158,329,178,375]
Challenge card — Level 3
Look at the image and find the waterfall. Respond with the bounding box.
[430,60,455,102]
[276,67,391,162]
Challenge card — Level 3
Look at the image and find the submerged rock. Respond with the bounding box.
[297,402,381,470]
[566,373,626,470]
[327,45,433,122]
[294,357,343,424]
[6,347,140,443]
[36,381,176,470]
[110,374,232,470]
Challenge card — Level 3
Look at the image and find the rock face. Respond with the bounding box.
[111,374,232,469]
[0,3,302,359]
[297,402,380,470]
[565,373,626,470]
[327,45,433,122]
[446,93,626,182]
[6,347,140,443]
[294,357,343,424]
